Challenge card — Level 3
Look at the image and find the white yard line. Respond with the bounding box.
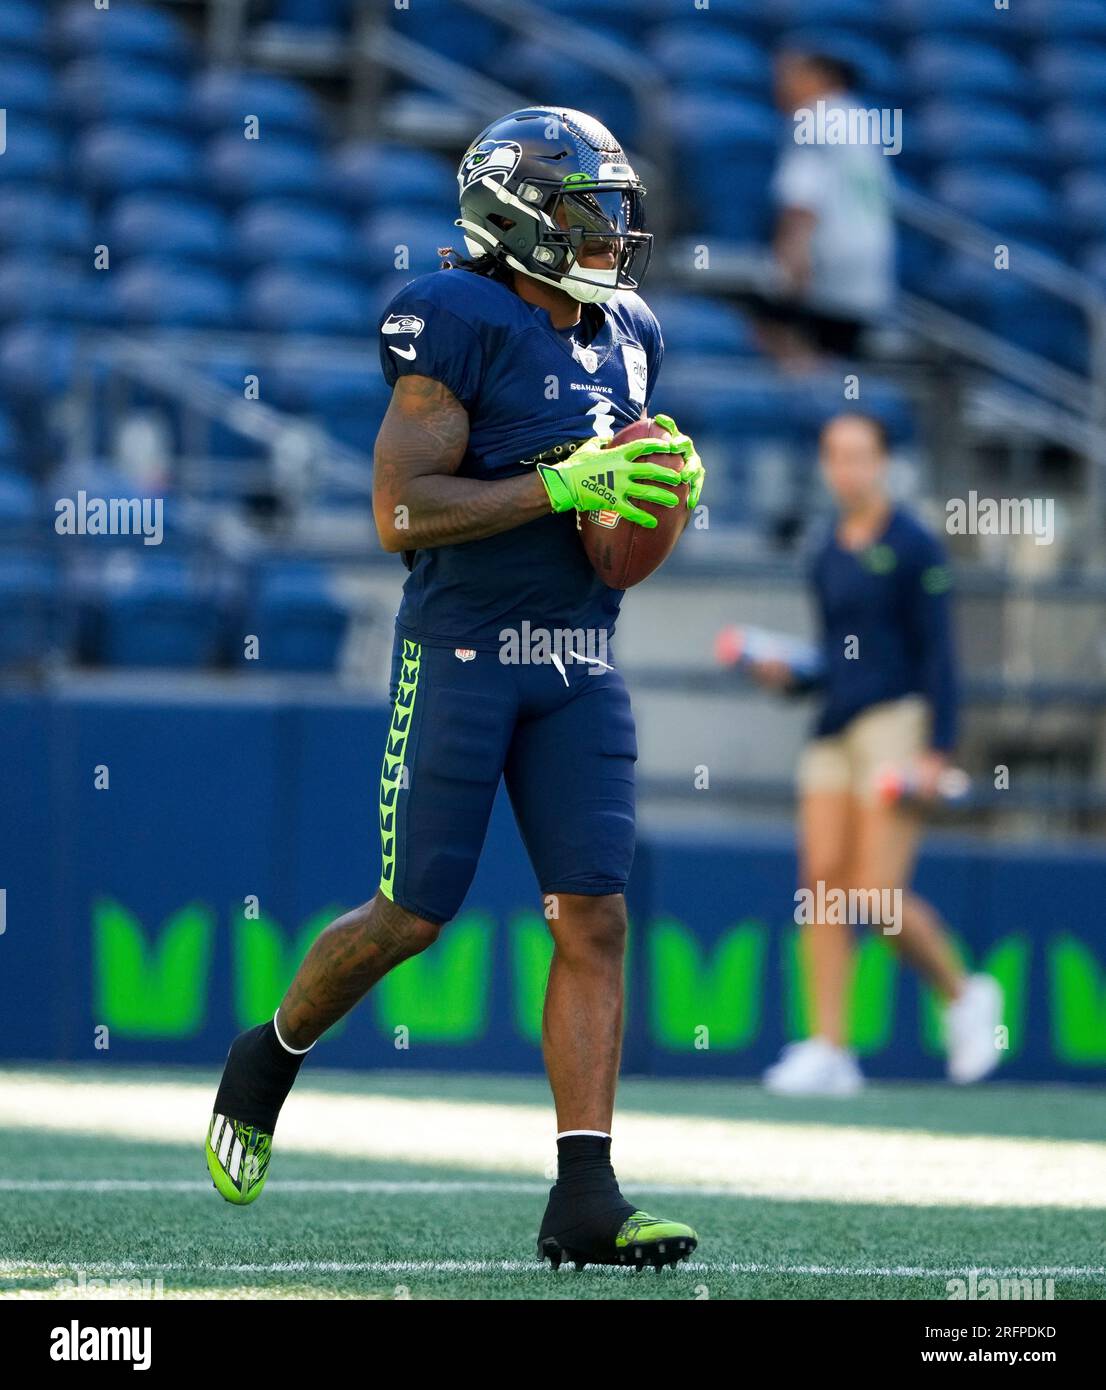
[2,1070,1104,1209]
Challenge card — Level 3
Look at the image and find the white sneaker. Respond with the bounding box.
[763,1037,864,1097]
[945,974,1004,1084]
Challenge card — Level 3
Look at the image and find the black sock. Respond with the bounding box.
[539,1135,634,1245]
[212,1020,306,1133]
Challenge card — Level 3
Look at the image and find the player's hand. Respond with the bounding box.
[537,435,685,530]
[653,413,705,509]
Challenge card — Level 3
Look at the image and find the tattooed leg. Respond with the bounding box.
[276,891,441,1049]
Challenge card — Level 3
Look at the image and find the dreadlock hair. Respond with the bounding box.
[438,244,514,284]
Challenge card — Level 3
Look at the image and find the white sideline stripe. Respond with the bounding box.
[3,1070,1106,1210]
[1,1258,1103,1280]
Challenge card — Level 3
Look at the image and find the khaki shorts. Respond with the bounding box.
[797,696,931,803]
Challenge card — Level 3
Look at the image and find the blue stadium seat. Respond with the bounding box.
[326,143,456,215]
[0,58,56,120]
[646,27,770,95]
[0,188,92,256]
[359,211,454,281]
[52,0,193,65]
[1047,107,1106,174]
[78,125,198,195]
[60,59,190,128]
[1021,0,1106,46]
[891,0,1018,45]
[933,169,1062,252]
[108,194,231,266]
[669,97,780,241]
[189,70,324,140]
[98,559,222,669]
[771,0,892,37]
[906,40,1027,102]
[1082,242,1106,289]
[0,551,53,667]
[267,355,390,452]
[645,294,759,357]
[537,0,649,42]
[234,201,359,271]
[1061,173,1106,244]
[0,469,36,537]
[0,119,66,184]
[112,261,238,329]
[794,376,916,444]
[384,0,507,73]
[246,562,349,672]
[0,256,90,322]
[0,1,47,56]
[0,409,19,467]
[1036,47,1106,105]
[490,39,639,147]
[243,267,367,334]
[206,133,323,201]
[0,324,77,400]
[915,105,1043,176]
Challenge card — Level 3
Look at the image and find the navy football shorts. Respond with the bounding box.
[377,630,637,925]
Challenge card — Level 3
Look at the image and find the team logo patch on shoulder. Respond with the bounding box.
[459,139,522,190]
[382,314,425,338]
[454,648,477,662]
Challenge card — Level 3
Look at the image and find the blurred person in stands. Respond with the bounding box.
[753,49,896,367]
[750,413,1001,1095]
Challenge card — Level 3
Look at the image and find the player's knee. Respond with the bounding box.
[548,893,627,965]
[801,857,848,891]
[364,894,442,959]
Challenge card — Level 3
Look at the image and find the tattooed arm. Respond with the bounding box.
[372,374,551,552]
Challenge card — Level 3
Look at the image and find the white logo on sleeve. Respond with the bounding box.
[389,344,418,360]
[382,314,425,338]
[622,345,648,406]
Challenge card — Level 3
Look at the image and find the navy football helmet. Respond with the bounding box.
[456,107,652,304]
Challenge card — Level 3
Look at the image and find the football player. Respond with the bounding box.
[206,108,704,1271]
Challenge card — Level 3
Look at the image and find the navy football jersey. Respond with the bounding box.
[377,268,664,648]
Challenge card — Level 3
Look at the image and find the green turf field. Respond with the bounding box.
[1,1067,1103,1300]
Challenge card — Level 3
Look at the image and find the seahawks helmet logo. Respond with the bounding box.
[459,139,522,191]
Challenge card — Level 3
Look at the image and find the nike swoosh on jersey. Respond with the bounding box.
[389,344,418,360]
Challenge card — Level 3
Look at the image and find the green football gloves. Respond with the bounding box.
[654,413,705,510]
[537,435,686,530]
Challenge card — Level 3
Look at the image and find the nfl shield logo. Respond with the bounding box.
[588,509,621,529]
[454,648,476,662]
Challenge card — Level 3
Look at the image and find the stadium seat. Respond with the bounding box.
[0,469,37,538]
[1035,47,1106,106]
[644,294,760,357]
[1047,107,1106,175]
[1020,0,1106,46]
[0,58,56,120]
[778,29,901,100]
[646,27,770,95]
[385,0,507,72]
[77,125,199,195]
[669,96,780,241]
[234,201,359,271]
[206,133,324,201]
[242,267,367,335]
[60,59,190,129]
[266,0,353,28]
[794,376,916,444]
[0,324,77,400]
[98,559,223,669]
[0,551,53,667]
[359,210,454,281]
[52,0,193,65]
[906,40,1027,102]
[112,261,238,329]
[0,1,47,56]
[0,188,92,256]
[932,169,1063,253]
[890,0,1019,45]
[915,105,1043,177]
[189,70,324,141]
[0,256,91,323]
[771,0,892,38]
[487,37,639,147]
[108,194,231,267]
[246,562,350,672]
[326,143,456,215]
[0,118,66,185]
[1061,173,1106,244]
[267,355,390,452]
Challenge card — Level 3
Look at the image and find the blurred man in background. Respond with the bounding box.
[749,413,1002,1095]
[754,49,897,366]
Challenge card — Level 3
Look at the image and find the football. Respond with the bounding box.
[578,418,690,588]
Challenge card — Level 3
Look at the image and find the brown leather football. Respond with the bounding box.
[578,418,690,588]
